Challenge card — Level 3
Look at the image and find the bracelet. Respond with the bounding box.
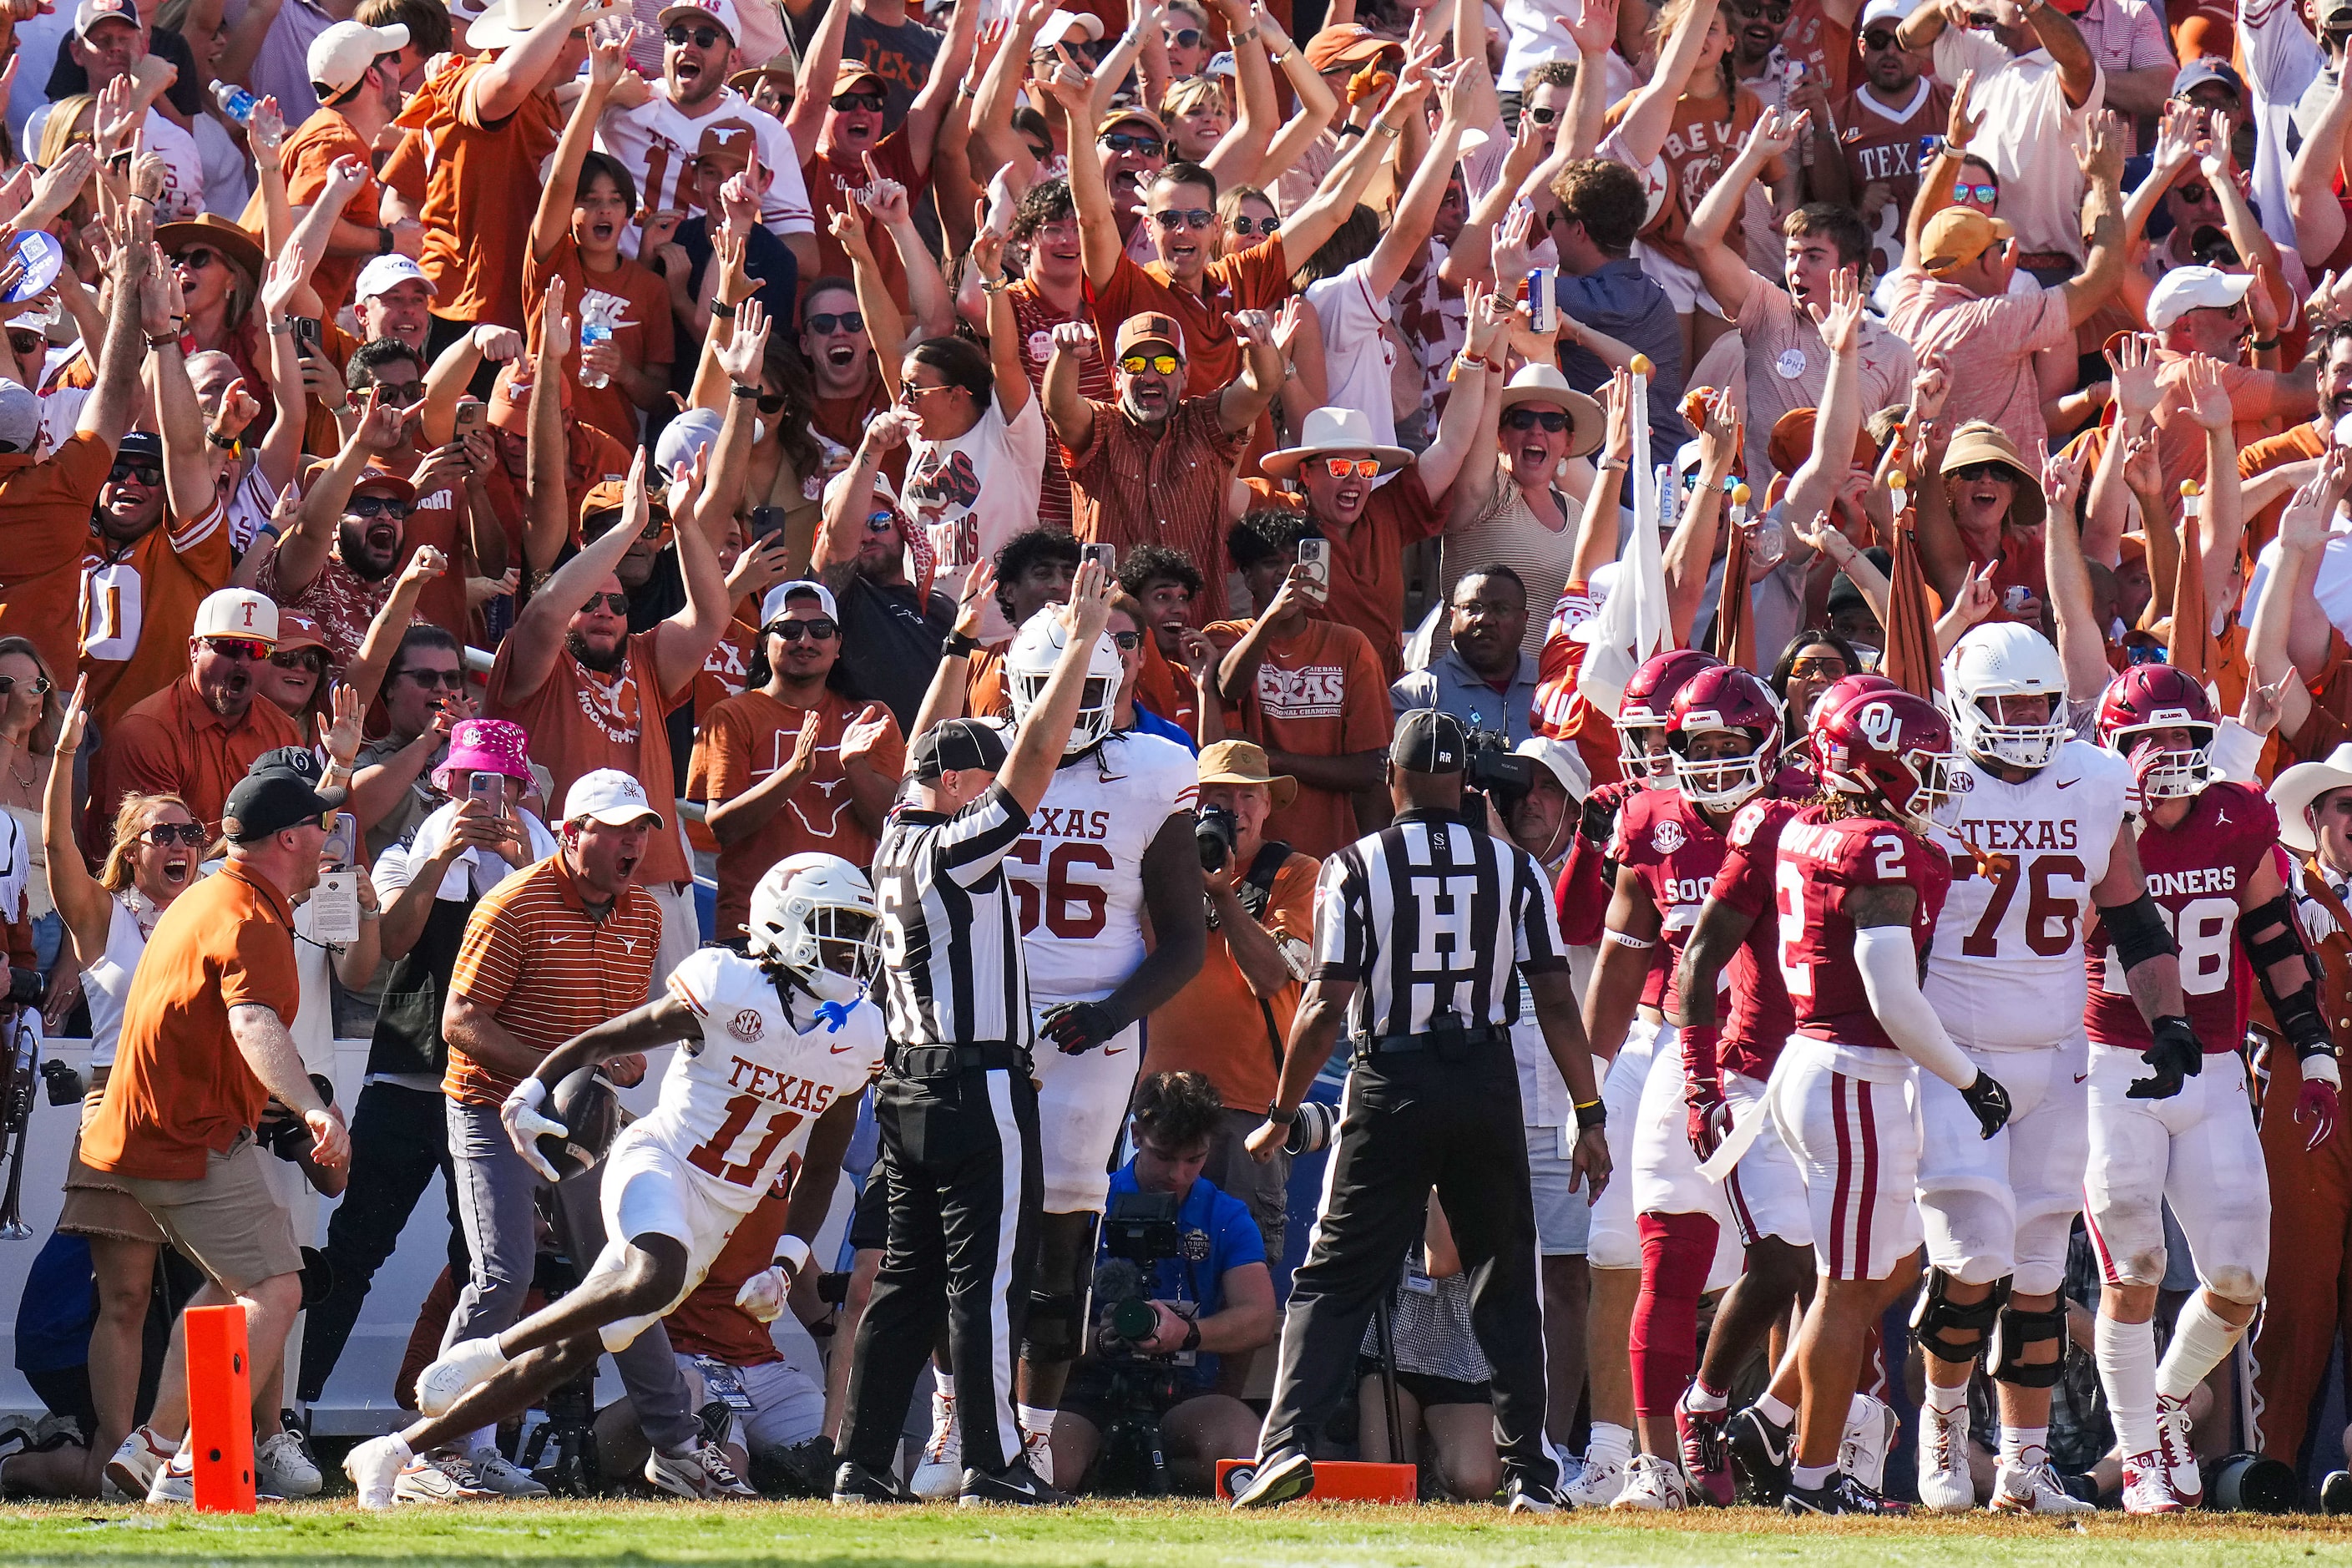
[376,225,395,255]
[206,429,238,450]
[144,332,180,350]
[1372,117,1402,139]
[1604,928,1655,949]
[1336,122,1366,139]
[266,318,296,336]
[981,272,1015,295]
[942,630,979,657]
[2253,336,2281,351]
[1237,23,1259,40]
[731,382,761,397]
[1596,458,1628,472]
[255,521,282,543]
[1264,1100,1297,1125]
[709,300,737,319]
[1269,45,1292,62]
[1454,351,1489,372]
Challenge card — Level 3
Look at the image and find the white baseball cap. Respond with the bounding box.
[0,379,41,453]
[1034,7,1103,47]
[1858,0,1919,29]
[193,587,280,644]
[657,0,740,40]
[309,18,409,98]
[355,252,436,302]
[2146,264,2254,332]
[759,579,840,627]
[563,768,665,828]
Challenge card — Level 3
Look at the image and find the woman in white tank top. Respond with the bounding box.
[40,690,205,1498]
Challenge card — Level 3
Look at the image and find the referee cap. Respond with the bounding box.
[911,718,1009,781]
[1391,709,1467,774]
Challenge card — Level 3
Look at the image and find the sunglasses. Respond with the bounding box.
[1229,214,1277,236]
[1166,25,1201,45]
[172,248,220,273]
[1151,207,1215,230]
[7,329,41,356]
[898,381,961,402]
[397,666,466,689]
[2175,182,2214,204]
[832,91,885,112]
[1321,457,1381,479]
[348,493,414,519]
[1950,462,2015,481]
[109,459,163,487]
[368,378,424,402]
[1955,182,1999,203]
[1526,104,1560,124]
[756,391,786,414]
[2124,641,2170,666]
[1735,0,1793,18]
[1862,28,1901,45]
[1103,132,1166,156]
[271,648,326,671]
[806,311,864,335]
[139,822,209,847]
[665,23,726,46]
[1502,407,1569,432]
[0,673,51,697]
[863,509,898,532]
[1788,657,1848,679]
[204,637,271,662]
[768,617,839,641]
[1110,629,1141,650]
[1120,352,1180,374]
[580,591,630,615]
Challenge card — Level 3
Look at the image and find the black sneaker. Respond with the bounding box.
[1730,1404,1795,1505]
[1783,1473,1909,1516]
[756,1434,836,1497]
[1503,1471,1564,1513]
[832,1459,914,1504]
[1230,1448,1315,1510]
[2324,1470,2352,1515]
[956,1458,1072,1507]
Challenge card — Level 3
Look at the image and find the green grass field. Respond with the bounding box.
[7,1502,2352,1567]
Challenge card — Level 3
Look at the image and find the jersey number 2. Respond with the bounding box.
[687,1095,805,1190]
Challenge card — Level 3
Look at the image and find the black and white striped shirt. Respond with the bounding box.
[1313,809,1569,1040]
[874,784,1033,1049]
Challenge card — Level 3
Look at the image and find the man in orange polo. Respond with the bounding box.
[81,747,351,1501]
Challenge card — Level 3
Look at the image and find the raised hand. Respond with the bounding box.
[2041,441,2091,519]
[1603,366,1636,463]
[259,238,311,321]
[2279,446,2348,553]
[2104,330,2159,423]
[716,296,771,384]
[953,558,996,639]
[210,377,262,442]
[1744,104,1807,164]
[319,681,363,768]
[1051,319,1099,361]
[248,94,285,169]
[2076,109,2125,185]
[1909,353,1949,427]
[1806,265,1863,355]
[587,14,638,89]
[400,544,451,588]
[1947,69,1980,148]
[1565,0,1617,53]
[2183,352,2233,432]
[1491,204,1536,285]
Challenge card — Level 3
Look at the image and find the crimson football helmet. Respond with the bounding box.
[1617,648,1723,789]
[1813,686,1959,833]
[2096,664,2218,801]
[1668,665,1783,811]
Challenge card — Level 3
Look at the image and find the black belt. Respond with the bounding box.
[1352,1021,1510,1060]
[885,1041,1031,1075]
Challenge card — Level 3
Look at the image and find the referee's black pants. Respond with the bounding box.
[840,1054,1042,1477]
[1258,1043,1557,1486]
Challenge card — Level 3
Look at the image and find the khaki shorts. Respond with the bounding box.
[116,1134,302,1294]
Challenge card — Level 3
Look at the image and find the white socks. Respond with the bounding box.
[2095,1314,2161,1458]
[2000,1424,2048,1471]
[2158,1293,2248,1403]
[1924,1381,1968,1421]
[1754,1390,1796,1427]
[933,1365,957,1399]
[1586,1421,1633,1467]
[1686,1378,1728,1414]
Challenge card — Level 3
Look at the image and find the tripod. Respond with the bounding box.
[513,1193,602,1496]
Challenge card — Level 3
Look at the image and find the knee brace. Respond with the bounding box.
[1019,1291,1087,1363]
[1987,1301,2069,1388]
[1909,1269,2007,1364]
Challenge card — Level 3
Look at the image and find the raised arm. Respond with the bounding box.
[1252,3,1342,184]
[812,412,913,593]
[139,249,210,528]
[499,451,648,703]
[2181,353,2246,618]
[39,685,109,965]
[972,217,1030,422]
[1275,45,1441,262]
[650,448,733,698]
[2248,453,2344,744]
[1041,321,1100,457]
[1360,67,1471,300]
[470,0,591,126]
[1904,74,1976,274]
[1685,107,1803,322]
[78,224,147,447]
[1042,63,1125,289]
[2038,443,2111,699]
[1217,304,1290,433]
[785,0,854,154]
[902,0,981,171]
[534,19,631,264]
[2023,0,2098,109]
[1606,0,1714,169]
[1780,267,1866,534]
[2059,114,2126,327]
[999,562,1117,811]
[1415,289,1510,499]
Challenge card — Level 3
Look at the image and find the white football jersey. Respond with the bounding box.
[649,947,885,1218]
[1925,737,2132,1049]
[594,86,814,242]
[998,728,1197,1004]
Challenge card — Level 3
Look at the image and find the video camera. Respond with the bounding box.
[1462,726,1535,834]
[1085,1187,1190,1496]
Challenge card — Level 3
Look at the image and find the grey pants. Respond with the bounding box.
[443,1098,699,1452]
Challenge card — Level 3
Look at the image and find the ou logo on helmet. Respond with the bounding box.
[1853,700,1899,748]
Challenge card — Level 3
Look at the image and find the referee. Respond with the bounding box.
[833,565,1117,1509]
[1233,710,1611,1512]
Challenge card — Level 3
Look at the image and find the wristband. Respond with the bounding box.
[207,429,239,451]
[145,332,180,350]
[942,630,979,657]
[1574,1097,1606,1131]
[731,382,761,397]
[266,317,296,336]
[1372,117,1402,139]
[511,1076,549,1110]
[2253,336,2281,351]
[710,300,737,319]
[1264,1100,1297,1125]
[1604,928,1655,949]
[774,1232,814,1275]
[1336,123,1366,139]
[377,225,395,255]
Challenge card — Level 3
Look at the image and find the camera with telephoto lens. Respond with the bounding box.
[255,1074,336,1161]
[1283,1099,1338,1156]
[1461,726,1535,835]
[1087,1188,1193,1495]
[41,1060,86,1106]
[1093,1187,1187,1357]
[1195,804,1239,872]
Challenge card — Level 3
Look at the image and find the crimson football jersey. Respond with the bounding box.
[2083,781,2277,1055]
[1610,787,1727,1016]
[1709,795,1804,1080]
[1766,804,1951,1055]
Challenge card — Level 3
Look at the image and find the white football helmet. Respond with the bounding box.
[1004,606,1120,755]
[746,852,882,1003]
[1944,622,2069,771]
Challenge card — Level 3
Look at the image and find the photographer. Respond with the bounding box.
[1050,1072,1277,1495]
[1145,742,1320,1261]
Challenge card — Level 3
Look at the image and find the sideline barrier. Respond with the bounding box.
[185,1304,255,1513]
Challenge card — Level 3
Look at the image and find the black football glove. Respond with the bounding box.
[1960,1070,2012,1140]
[1580,781,1633,850]
[1039,1000,1120,1055]
[2127,1014,2203,1100]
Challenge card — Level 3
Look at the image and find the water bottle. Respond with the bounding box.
[213,81,258,124]
[577,293,620,390]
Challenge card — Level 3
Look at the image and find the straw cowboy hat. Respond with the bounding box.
[2271,743,2352,854]
[1260,406,1411,482]
[1496,365,1605,460]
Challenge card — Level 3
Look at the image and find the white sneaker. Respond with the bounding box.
[1564,1447,1627,1508]
[145,1454,195,1505]
[1914,1408,1975,1513]
[2120,1450,2185,1515]
[910,1391,962,1500]
[255,1430,322,1498]
[344,1436,412,1511]
[105,1425,175,1500]
[1990,1459,2095,1515]
[1838,1394,1897,1495]
[415,1338,507,1418]
[1608,1452,1694,1510]
[467,1448,550,1498]
[2156,1396,2203,1506]
[645,1441,757,1500]
[1020,1423,1055,1488]
[391,1449,495,1505]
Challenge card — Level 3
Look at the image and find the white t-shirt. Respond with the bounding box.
[194,113,251,219]
[595,84,813,241]
[1928,30,2102,263]
[25,104,204,220]
[902,394,1047,645]
[1304,258,1402,452]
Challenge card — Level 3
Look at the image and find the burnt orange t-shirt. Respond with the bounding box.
[79,498,234,734]
[413,58,563,332]
[278,106,381,316]
[483,420,633,567]
[665,1183,793,1365]
[801,130,928,313]
[0,433,117,685]
[485,627,693,887]
[1203,615,1392,859]
[1242,465,1445,684]
[1144,847,1317,1110]
[2239,417,2328,565]
[444,852,664,1105]
[1089,237,1294,402]
[79,858,301,1180]
[686,687,903,940]
[1606,84,1764,269]
[524,235,678,448]
[89,676,305,837]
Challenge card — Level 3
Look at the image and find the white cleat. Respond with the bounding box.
[104,1425,175,1500]
[255,1430,322,1498]
[2156,1396,2203,1507]
[2119,1450,2185,1515]
[1914,1408,1975,1513]
[414,1337,508,1418]
[1839,1394,1898,1495]
[391,1449,496,1505]
[343,1435,412,1511]
[1990,1460,2095,1515]
[910,1390,963,1500]
[1608,1452,1694,1510]
[1563,1448,1627,1508]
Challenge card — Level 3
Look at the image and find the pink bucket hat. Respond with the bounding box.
[433,717,532,794]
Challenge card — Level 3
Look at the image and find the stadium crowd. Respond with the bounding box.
[8,0,2352,1515]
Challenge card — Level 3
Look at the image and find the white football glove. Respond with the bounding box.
[501,1078,567,1182]
[733,1267,789,1323]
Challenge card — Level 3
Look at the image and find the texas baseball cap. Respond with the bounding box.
[759,579,839,627]
[310,19,409,98]
[564,768,665,828]
[657,0,739,39]
[193,587,279,644]
[1114,311,1185,360]
[1391,708,1466,774]
[222,747,346,842]
[1034,7,1101,48]
[2145,263,2254,331]
[2171,56,2244,101]
[355,253,436,303]
[1304,22,1400,73]
[274,609,329,654]
[1919,206,2012,274]
[832,58,887,96]
[911,717,1009,781]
